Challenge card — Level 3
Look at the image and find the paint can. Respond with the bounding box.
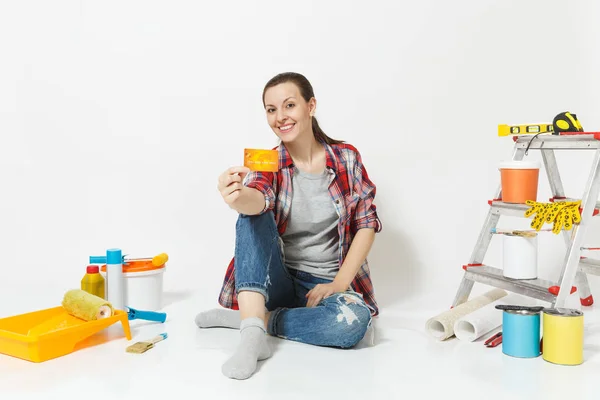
[503,233,538,280]
[498,160,540,204]
[501,308,541,358]
[542,308,584,365]
[100,260,166,311]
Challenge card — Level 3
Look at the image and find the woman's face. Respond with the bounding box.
[264,82,315,143]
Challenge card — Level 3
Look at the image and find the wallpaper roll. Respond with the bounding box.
[426,288,507,341]
[453,293,526,342]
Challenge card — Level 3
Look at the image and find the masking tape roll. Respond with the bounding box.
[62,289,114,321]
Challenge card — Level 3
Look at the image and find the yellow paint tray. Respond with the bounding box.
[0,306,132,363]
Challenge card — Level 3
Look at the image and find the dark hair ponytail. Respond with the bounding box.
[263,72,344,145]
[311,116,343,145]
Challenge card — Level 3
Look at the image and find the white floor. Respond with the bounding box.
[3,284,600,400]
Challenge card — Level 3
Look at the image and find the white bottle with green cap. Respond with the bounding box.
[106,248,125,310]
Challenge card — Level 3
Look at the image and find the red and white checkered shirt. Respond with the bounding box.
[218,141,382,316]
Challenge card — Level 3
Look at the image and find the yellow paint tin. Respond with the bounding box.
[542,308,584,365]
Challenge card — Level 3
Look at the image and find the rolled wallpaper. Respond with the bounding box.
[426,288,507,341]
[453,293,527,342]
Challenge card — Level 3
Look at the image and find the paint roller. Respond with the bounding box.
[61,289,167,323]
[62,289,114,321]
[25,290,116,337]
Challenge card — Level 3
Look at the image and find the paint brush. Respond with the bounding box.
[490,228,550,237]
[126,333,168,354]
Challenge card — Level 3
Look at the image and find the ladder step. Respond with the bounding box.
[579,257,600,275]
[487,201,530,217]
[488,199,600,218]
[514,133,600,150]
[463,265,558,303]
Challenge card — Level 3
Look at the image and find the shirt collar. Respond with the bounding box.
[278,139,337,173]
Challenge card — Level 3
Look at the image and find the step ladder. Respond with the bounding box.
[453,132,600,309]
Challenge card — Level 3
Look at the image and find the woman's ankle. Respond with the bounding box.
[238,291,267,326]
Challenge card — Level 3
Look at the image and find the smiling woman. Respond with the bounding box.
[195,72,383,380]
[262,72,344,148]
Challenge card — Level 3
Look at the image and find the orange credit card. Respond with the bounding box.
[244,148,279,172]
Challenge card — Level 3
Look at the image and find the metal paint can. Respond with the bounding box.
[542,308,584,365]
[502,309,541,358]
[502,234,538,280]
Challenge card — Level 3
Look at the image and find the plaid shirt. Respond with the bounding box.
[218,141,383,316]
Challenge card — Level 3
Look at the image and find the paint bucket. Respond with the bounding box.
[499,160,541,204]
[501,308,541,358]
[503,233,538,279]
[542,308,584,365]
[100,260,166,311]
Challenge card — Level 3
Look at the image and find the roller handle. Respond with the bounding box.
[89,255,127,264]
[127,307,167,323]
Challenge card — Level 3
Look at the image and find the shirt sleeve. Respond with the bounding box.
[351,150,382,233]
[243,171,276,215]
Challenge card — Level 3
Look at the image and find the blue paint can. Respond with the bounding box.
[502,309,541,358]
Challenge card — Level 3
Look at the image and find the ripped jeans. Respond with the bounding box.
[234,211,372,348]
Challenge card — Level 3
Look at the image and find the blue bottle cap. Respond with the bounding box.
[106,248,122,264]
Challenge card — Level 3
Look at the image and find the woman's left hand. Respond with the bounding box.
[305,282,347,308]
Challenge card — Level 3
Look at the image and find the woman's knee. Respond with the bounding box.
[324,293,372,348]
[236,211,277,240]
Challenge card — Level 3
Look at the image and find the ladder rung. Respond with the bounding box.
[488,201,529,217]
[550,197,600,216]
[488,200,600,218]
[579,257,600,275]
[463,265,557,303]
[514,133,600,150]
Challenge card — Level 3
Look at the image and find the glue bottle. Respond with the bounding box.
[81,265,105,299]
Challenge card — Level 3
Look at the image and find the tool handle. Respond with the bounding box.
[90,255,128,263]
[151,333,168,344]
[127,307,167,323]
[484,332,502,346]
[486,336,503,348]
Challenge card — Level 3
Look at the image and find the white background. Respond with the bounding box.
[2,0,600,318]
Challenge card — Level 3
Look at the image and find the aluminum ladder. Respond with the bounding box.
[453,132,600,309]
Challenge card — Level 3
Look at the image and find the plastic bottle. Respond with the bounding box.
[106,248,125,310]
[81,265,105,299]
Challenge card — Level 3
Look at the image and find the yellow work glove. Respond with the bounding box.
[524,200,581,233]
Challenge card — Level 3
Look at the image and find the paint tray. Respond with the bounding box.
[0,306,132,363]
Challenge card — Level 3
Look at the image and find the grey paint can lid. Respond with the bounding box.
[543,308,583,317]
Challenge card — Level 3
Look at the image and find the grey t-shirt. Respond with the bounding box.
[281,168,340,279]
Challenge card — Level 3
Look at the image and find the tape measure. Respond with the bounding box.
[498,111,583,137]
[553,111,583,133]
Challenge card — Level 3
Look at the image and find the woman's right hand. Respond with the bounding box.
[217,166,251,206]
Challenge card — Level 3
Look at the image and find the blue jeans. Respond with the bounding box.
[234,211,372,348]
